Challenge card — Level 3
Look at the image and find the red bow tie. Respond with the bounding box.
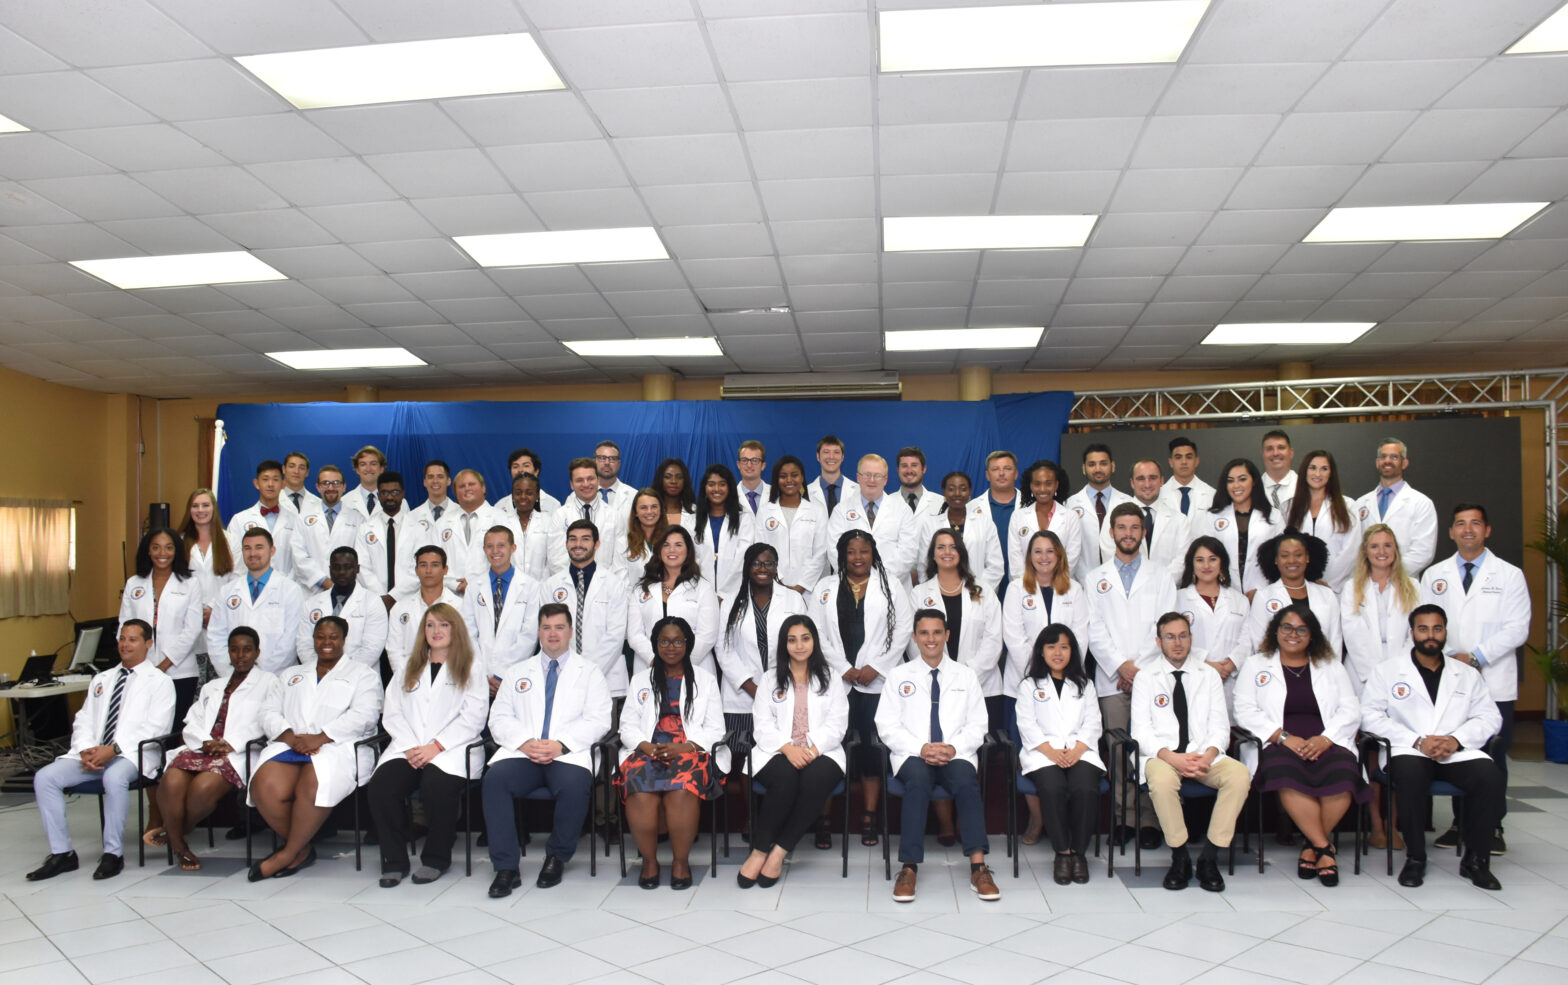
[259,505,279,516]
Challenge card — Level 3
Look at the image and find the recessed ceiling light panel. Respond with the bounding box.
[455,228,669,267]
[1508,4,1568,53]
[268,347,426,370]
[70,252,287,289]
[1201,323,1376,346]
[885,327,1044,351]
[1303,203,1547,242]
[0,113,28,134]
[565,338,724,358]
[883,215,1097,252]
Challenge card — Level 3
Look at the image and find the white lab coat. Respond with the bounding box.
[1159,476,1216,517]
[1096,499,1190,581]
[281,487,323,517]
[547,495,625,574]
[63,661,176,779]
[1420,552,1531,702]
[915,501,1005,593]
[1235,580,1343,665]
[174,669,285,782]
[1086,558,1179,698]
[226,504,319,589]
[739,480,772,515]
[298,585,390,669]
[1338,579,1414,694]
[1361,656,1501,766]
[424,502,506,594]
[255,659,383,807]
[1063,485,1133,585]
[1187,503,1285,595]
[1006,497,1084,582]
[809,476,859,517]
[1280,495,1360,591]
[206,571,305,676]
[715,588,808,714]
[1232,653,1361,775]
[748,674,850,776]
[343,486,384,525]
[463,570,542,681]
[908,577,1004,697]
[620,665,731,773]
[754,496,831,592]
[693,510,756,604]
[627,575,720,675]
[1014,674,1106,775]
[1130,657,1234,783]
[385,589,466,676]
[503,513,552,582]
[826,493,921,583]
[377,661,489,778]
[1261,471,1297,512]
[494,488,563,518]
[539,565,630,697]
[1175,584,1250,667]
[489,652,613,775]
[876,656,987,774]
[293,503,363,591]
[354,511,418,602]
[1001,577,1091,699]
[1354,483,1439,576]
[185,541,225,617]
[119,573,205,681]
[813,570,916,695]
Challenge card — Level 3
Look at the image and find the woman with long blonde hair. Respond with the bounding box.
[177,488,231,632]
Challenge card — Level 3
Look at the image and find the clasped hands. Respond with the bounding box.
[517,738,563,764]
[1417,734,1460,761]
[920,741,957,766]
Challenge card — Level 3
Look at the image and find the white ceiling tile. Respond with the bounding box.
[728,77,872,130]
[662,223,775,260]
[1425,269,1542,299]
[364,149,512,198]
[706,13,867,82]
[214,280,327,309]
[135,165,290,213]
[1051,303,1145,327]
[0,71,156,129]
[1308,298,1407,321]
[678,256,781,289]
[979,250,1081,280]
[1187,0,1384,63]
[1173,244,1291,275]
[880,251,980,282]
[877,71,1022,125]
[136,285,249,314]
[614,133,751,185]
[1006,118,1144,171]
[1224,165,1365,208]
[879,123,1007,175]
[0,295,90,323]
[2,223,138,261]
[198,209,337,249]
[994,171,1119,213]
[1259,109,1420,167]
[0,181,81,226]
[758,177,876,221]
[581,261,689,292]
[883,307,966,330]
[333,0,527,40]
[434,299,529,325]
[787,283,879,311]
[307,104,475,154]
[1159,63,1328,115]
[582,85,734,138]
[148,0,367,54]
[1075,247,1186,278]
[780,252,877,285]
[304,275,416,305]
[21,174,180,221]
[1510,202,1568,240]
[253,245,381,279]
[746,128,874,179]
[770,218,877,255]
[1386,297,1496,322]
[352,239,474,275]
[485,265,594,294]
[0,234,52,265]
[1510,109,1568,158]
[1089,211,1210,249]
[4,0,210,66]
[525,187,651,228]
[248,158,399,206]
[881,281,972,307]
[0,23,67,74]
[1347,0,1565,60]
[1338,161,1491,206]
[794,308,877,334]
[1457,158,1568,203]
[1109,169,1244,212]
[973,279,1067,307]
[0,262,105,294]
[641,182,764,224]
[303,201,439,242]
[1269,243,1390,274]
[518,293,617,319]
[1197,209,1324,246]
[879,174,996,216]
[1383,108,1555,163]
[541,23,717,89]
[89,59,286,121]
[520,0,696,30]
[0,134,115,181]
[1367,241,1493,273]
[1062,277,1162,304]
[1245,272,1355,300]
[1296,59,1484,112]
[54,124,227,172]
[411,195,543,237]
[1465,239,1568,273]
[176,114,348,164]
[491,139,632,192]
[264,305,371,332]
[1016,65,1174,119]
[1130,114,1280,169]
[341,300,444,327]
[1136,301,1233,326]
[1153,274,1263,302]
[440,91,603,145]
[1478,296,1568,320]
[96,217,235,254]
[1220,299,1322,322]
[605,289,704,317]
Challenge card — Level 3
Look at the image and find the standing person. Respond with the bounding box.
[505,472,551,581]
[550,458,624,573]
[298,547,389,671]
[755,456,829,594]
[1237,531,1344,663]
[1189,459,1283,597]
[1007,459,1083,590]
[1353,438,1439,575]
[717,544,807,740]
[1420,504,1529,855]
[615,488,666,583]
[226,459,318,589]
[1340,525,1418,694]
[652,458,698,530]
[367,603,488,887]
[429,469,501,595]
[344,445,387,524]
[693,464,755,603]
[973,452,1022,598]
[356,471,417,608]
[177,488,231,645]
[539,520,630,707]
[736,440,770,515]
[296,464,363,588]
[918,471,1004,593]
[280,452,322,517]
[628,526,719,676]
[120,527,204,726]
[1282,450,1359,590]
[206,529,305,676]
[593,440,638,512]
[463,527,542,688]
[1096,459,1188,580]
[1003,531,1090,705]
[1160,437,1215,517]
[1175,538,1250,702]
[493,447,562,517]
[402,459,454,538]
[895,447,944,520]
[1064,444,1132,586]
[1259,430,1297,510]
[827,453,920,580]
[809,435,858,516]
[386,546,464,678]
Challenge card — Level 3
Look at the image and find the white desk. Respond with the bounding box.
[3,678,90,751]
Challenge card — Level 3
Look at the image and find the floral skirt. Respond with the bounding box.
[168,750,244,789]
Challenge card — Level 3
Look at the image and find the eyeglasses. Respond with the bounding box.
[738,457,763,465]
[595,454,620,462]
[749,559,778,569]
[858,472,887,481]
[1277,624,1311,638]
[656,638,687,649]
[1159,632,1192,643]
[317,479,344,488]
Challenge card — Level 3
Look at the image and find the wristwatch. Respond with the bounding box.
[1277,731,1292,743]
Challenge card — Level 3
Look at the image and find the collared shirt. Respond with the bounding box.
[323,504,340,528]
[490,565,516,599]
[538,649,572,672]
[330,584,354,613]
[862,492,884,514]
[1114,554,1142,594]
[246,568,273,599]
[1412,651,1443,703]
[572,560,597,596]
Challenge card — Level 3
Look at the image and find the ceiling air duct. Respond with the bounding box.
[721,372,902,401]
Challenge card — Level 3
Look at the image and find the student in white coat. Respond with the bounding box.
[354,472,418,607]
[426,469,505,595]
[1280,450,1359,590]
[206,528,306,676]
[814,529,916,843]
[617,616,729,891]
[808,434,859,517]
[1064,444,1133,586]
[736,614,850,888]
[227,459,320,590]
[827,453,920,581]
[1237,531,1344,665]
[367,603,488,887]
[614,488,667,585]
[296,466,364,593]
[540,520,630,704]
[120,527,205,725]
[917,471,1004,593]
[717,544,807,734]
[298,547,390,671]
[344,445,387,525]
[628,526,720,677]
[1189,458,1283,597]
[1007,458,1084,591]
[280,452,323,518]
[692,464,755,604]
[484,604,613,895]
[1175,538,1250,699]
[1016,624,1105,885]
[1362,605,1505,889]
[26,620,176,883]
[651,457,699,531]
[894,446,946,522]
[592,440,639,515]
[1159,436,1215,517]
[877,609,1000,904]
[910,530,1004,727]
[177,488,231,638]
[464,527,542,688]
[1096,459,1188,581]
[736,440,771,515]
[1132,612,1250,893]
[972,451,1022,596]
[400,460,455,551]
[156,627,284,871]
[755,456,829,594]
[1419,503,1530,852]
[1259,429,1298,511]
[386,546,465,678]
[1340,524,1419,694]
[492,448,562,519]
[1233,604,1366,887]
[504,473,552,582]
[1353,438,1439,575]
[550,457,626,574]
[248,616,383,881]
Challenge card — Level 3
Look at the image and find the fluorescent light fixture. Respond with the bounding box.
[1508,4,1568,53]
[267,348,426,370]
[879,1,1209,72]
[1304,203,1547,243]
[565,338,724,358]
[0,113,28,133]
[70,251,287,289]
[236,33,564,109]
[885,327,1044,351]
[884,215,1096,252]
[1202,323,1375,346]
[455,227,669,267]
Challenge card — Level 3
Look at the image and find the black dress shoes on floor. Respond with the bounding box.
[1162,853,1192,891]
[26,851,79,881]
[1397,858,1426,888]
[1460,854,1502,891]
[1195,856,1225,892]
[489,869,522,898]
[536,856,565,889]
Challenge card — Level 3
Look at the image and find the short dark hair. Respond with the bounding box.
[568,456,596,476]
[314,615,349,638]
[422,459,450,480]
[284,451,309,468]
[121,618,154,642]
[484,524,515,544]
[1262,428,1291,446]
[228,626,260,649]
[329,546,359,563]
[241,527,274,547]
[1409,603,1447,629]
[567,518,600,543]
[1155,611,1190,634]
[1082,443,1112,463]
[255,459,284,478]
[378,470,405,488]
[913,607,947,629]
[595,439,621,454]
[538,602,572,627]
[414,544,447,565]
[896,446,926,467]
[1169,436,1197,455]
[816,435,844,453]
[508,447,541,472]
[1451,503,1489,524]
[1108,502,1144,528]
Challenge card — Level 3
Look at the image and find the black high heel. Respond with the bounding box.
[1315,844,1339,887]
[736,871,757,889]
[1296,846,1319,879]
[757,873,779,888]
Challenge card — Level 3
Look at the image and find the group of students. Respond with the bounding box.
[24,429,1526,899]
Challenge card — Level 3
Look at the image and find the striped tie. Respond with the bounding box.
[574,568,587,652]
[101,667,129,746]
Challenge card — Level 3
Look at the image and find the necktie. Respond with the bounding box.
[332,593,345,616]
[1378,486,1392,519]
[1462,561,1475,593]
[541,659,559,740]
[462,511,473,545]
[260,505,279,517]
[906,492,918,511]
[754,601,769,670]
[1179,486,1191,516]
[432,503,444,522]
[582,501,592,524]
[248,575,262,602]
[1270,483,1282,508]
[746,489,758,513]
[601,488,611,504]
[290,491,301,511]
[826,483,839,514]
[929,668,943,743]
[102,667,129,745]
[1171,670,1189,754]
[386,518,397,591]
[1143,506,1155,549]
[574,568,587,652]
[1094,491,1106,528]
[325,506,336,531]
[493,573,506,628]
[367,492,376,514]
[867,499,878,525]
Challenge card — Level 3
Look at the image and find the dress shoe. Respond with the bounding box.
[411,865,444,885]
[736,870,757,889]
[1138,827,1164,850]
[756,872,779,889]
[275,846,317,878]
[638,864,660,890]
[488,869,522,898]
[1195,856,1225,892]
[1491,828,1506,856]
[247,862,268,882]
[1162,853,1192,891]
[1112,824,1136,846]
[25,851,78,881]
[379,872,406,888]
[1053,853,1073,886]
[1397,858,1426,888]
[670,870,693,891]
[92,854,124,881]
[1071,854,1090,884]
[892,865,917,902]
[970,865,1001,901]
[535,856,564,889]
[1433,824,1460,849]
[1460,854,1502,891]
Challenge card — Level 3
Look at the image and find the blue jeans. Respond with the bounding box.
[482,758,593,870]
[896,758,988,863]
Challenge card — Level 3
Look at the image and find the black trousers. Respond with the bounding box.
[1025,762,1105,855]
[1388,755,1504,860]
[753,756,844,854]
[367,759,469,874]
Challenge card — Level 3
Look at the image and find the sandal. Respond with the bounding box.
[176,850,201,872]
[1315,844,1338,887]
[860,811,879,847]
[1297,845,1319,879]
[142,828,169,848]
[813,816,832,851]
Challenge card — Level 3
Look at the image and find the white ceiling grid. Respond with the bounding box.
[0,0,1564,396]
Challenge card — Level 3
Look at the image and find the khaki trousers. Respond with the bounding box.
[1145,756,1249,848]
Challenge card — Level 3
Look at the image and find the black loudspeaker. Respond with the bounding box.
[148,502,171,529]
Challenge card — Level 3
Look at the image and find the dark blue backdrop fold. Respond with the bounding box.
[214,392,1074,516]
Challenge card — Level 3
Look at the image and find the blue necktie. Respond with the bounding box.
[493,573,505,628]
[325,506,337,531]
[541,659,559,740]
[1179,487,1190,515]
[1377,486,1392,519]
[746,489,758,513]
[248,575,262,602]
[1462,561,1475,593]
[600,488,611,504]
[929,668,943,743]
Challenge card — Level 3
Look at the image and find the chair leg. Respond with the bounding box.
[1133,784,1142,877]
[354,785,362,872]
[841,785,850,879]
[138,785,146,868]
[464,783,473,878]
[710,796,718,873]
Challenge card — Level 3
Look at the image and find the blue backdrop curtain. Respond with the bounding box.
[214,392,1074,516]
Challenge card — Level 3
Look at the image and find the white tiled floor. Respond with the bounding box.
[2,757,1567,985]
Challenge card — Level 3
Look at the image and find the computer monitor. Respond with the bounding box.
[72,617,120,668]
[67,625,102,672]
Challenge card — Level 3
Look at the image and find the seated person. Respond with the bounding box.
[737,614,849,888]
[1131,612,1249,893]
[1362,603,1504,890]
[248,616,383,880]
[483,604,612,897]
[28,619,176,882]
[1233,604,1366,887]
[368,603,488,887]
[876,609,999,904]
[615,616,728,891]
[1015,623,1105,886]
[156,627,284,871]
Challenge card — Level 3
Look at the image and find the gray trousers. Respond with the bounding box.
[35,756,141,856]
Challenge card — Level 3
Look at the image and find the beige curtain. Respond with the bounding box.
[0,499,72,618]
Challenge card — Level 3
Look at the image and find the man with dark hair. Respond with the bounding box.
[809,435,858,515]
[465,525,542,691]
[896,446,943,520]
[357,470,417,609]
[539,520,629,703]
[495,447,562,517]
[970,450,1022,594]
[593,440,637,512]
[1159,437,1214,516]
[299,547,388,669]
[404,459,454,533]
[1065,444,1131,585]
[385,545,464,678]
[297,464,362,590]
[346,445,387,522]
[1260,430,1296,509]
[281,451,321,516]
[207,528,304,675]
[549,458,623,572]
[227,459,317,588]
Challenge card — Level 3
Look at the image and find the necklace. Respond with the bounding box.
[1283,661,1309,678]
[939,580,963,596]
[846,577,869,602]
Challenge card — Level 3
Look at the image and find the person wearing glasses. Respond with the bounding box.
[593,440,638,513]
[826,454,920,580]
[736,441,770,514]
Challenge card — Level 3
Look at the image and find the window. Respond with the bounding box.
[0,499,74,618]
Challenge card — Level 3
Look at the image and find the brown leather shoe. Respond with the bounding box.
[1071,853,1089,884]
[892,865,917,902]
[1053,854,1073,885]
[970,865,1001,901]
